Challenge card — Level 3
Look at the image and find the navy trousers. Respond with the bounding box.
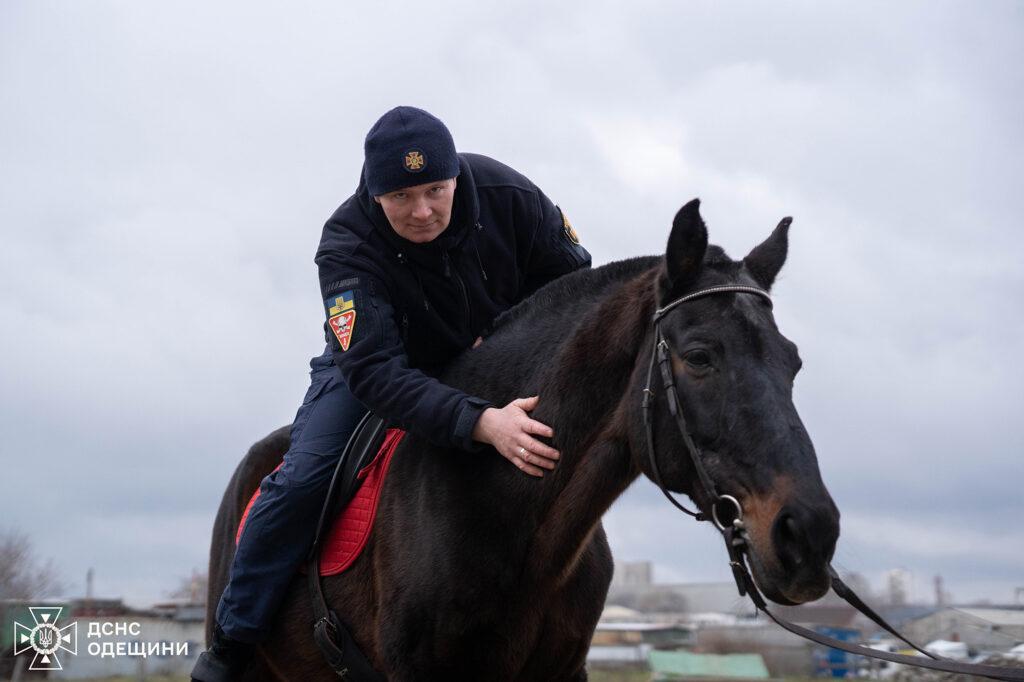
[215,347,367,643]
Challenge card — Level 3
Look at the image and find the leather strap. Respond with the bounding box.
[715,529,1024,680]
[761,603,1023,680]
[306,413,388,681]
[307,562,386,681]
[720,529,1024,680]
[828,567,934,659]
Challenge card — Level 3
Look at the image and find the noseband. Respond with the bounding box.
[640,284,1024,682]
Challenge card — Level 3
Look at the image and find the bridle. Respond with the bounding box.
[642,284,770,524]
[641,284,1024,682]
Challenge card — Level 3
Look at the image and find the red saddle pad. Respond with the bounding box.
[235,428,406,576]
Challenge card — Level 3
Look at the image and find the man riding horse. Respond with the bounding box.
[191,106,592,681]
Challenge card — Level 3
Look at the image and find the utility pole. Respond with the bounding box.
[85,566,94,611]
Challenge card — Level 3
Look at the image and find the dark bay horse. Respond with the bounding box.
[206,199,840,681]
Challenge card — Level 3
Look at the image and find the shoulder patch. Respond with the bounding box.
[559,206,580,245]
[325,290,355,316]
[324,290,357,351]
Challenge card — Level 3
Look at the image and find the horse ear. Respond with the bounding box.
[743,217,792,290]
[661,198,708,297]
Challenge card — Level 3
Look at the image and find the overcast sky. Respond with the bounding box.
[2,1,1022,610]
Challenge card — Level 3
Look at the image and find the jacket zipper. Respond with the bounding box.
[443,249,473,334]
[473,222,488,281]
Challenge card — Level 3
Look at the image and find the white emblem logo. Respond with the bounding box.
[13,606,78,670]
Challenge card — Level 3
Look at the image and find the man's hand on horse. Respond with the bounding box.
[472,396,560,477]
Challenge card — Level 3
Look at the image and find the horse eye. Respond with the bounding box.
[685,350,712,368]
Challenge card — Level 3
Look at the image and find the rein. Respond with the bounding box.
[641,284,1024,682]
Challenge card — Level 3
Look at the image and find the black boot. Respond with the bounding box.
[191,623,256,682]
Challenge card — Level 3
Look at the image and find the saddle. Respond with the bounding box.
[309,412,398,573]
[235,413,403,576]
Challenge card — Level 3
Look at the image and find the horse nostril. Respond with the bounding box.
[784,516,804,567]
[773,510,806,571]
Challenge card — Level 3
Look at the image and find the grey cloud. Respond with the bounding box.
[1,0,1021,606]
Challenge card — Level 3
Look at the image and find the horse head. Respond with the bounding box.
[629,198,840,605]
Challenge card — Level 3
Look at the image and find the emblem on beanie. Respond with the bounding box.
[404,150,426,172]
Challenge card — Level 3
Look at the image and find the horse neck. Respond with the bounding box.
[430,259,660,587]
[520,266,659,584]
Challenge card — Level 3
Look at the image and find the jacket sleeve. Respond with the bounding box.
[521,189,593,297]
[319,262,491,451]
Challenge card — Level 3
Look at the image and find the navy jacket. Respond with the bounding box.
[315,153,591,451]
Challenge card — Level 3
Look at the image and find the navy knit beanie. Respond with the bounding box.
[363,106,460,196]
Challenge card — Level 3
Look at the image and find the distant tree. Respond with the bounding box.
[167,569,208,603]
[0,528,64,600]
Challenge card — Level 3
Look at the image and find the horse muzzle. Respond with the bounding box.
[741,494,839,605]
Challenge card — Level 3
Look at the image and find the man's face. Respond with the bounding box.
[374,177,457,243]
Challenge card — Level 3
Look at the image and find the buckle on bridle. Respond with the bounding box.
[641,388,654,409]
[315,615,338,638]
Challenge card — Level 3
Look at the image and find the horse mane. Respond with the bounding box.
[444,243,739,403]
[489,243,736,335]
[488,255,660,333]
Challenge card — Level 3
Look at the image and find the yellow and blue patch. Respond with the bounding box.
[324,290,355,316]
